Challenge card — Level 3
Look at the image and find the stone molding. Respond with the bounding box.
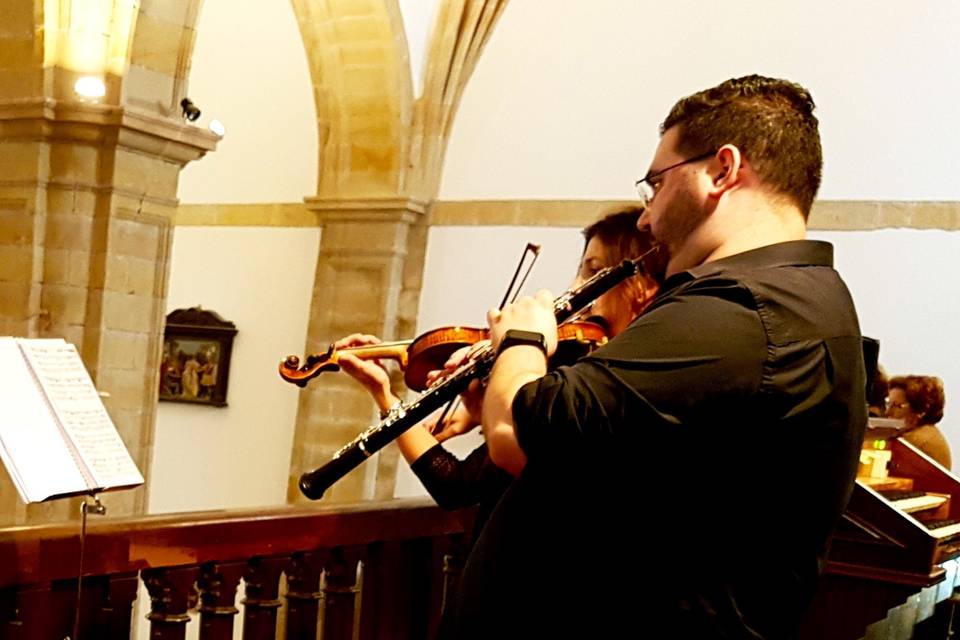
[0,98,219,164]
[304,197,428,225]
[175,199,960,230]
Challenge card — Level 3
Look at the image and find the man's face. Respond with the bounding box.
[638,127,709,255]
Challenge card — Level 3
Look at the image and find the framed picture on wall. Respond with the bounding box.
[160,307,237,407]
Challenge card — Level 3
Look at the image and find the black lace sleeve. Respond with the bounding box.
[409,443,509,511]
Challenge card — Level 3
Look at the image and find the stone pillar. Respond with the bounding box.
[287,198,427,504]
[0,101,217,524]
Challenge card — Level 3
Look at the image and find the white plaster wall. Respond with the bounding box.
[398,0,439,97]
[149,226,319,513]
[440,0,960,200]
[176,0,317,204]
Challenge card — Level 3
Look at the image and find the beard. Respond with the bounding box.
[650,185,709,258]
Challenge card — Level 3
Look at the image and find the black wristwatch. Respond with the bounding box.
[496,329,548,358]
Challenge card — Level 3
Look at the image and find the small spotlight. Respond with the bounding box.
[180,97,201,122]
[208,119,226,136]
[75,76,106,99]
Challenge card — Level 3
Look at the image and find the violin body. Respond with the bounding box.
[279,321,607,391]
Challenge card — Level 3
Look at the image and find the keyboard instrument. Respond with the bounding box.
[801,436,960,639]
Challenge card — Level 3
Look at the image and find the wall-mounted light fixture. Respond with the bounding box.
[180,98,201,122]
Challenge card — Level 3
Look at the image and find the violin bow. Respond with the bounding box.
[499,242,542,310]
[433,241,542,435]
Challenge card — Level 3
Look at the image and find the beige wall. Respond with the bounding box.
[150,225,318,513]
[176,0,317,204]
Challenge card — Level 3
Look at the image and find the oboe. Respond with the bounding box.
[298,253,651,500]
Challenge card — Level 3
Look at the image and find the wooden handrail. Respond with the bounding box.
[0,497,471,588]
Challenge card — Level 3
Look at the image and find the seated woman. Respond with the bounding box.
[334,207,665,539]
[886,375,950,469]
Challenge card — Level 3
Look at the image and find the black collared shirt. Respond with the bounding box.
[444,240,866,639]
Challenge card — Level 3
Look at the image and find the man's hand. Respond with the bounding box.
[487,290,558,356]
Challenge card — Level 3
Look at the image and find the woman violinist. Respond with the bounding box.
[333,208,666,541]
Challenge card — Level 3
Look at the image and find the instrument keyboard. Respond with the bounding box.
[802,436,960,639]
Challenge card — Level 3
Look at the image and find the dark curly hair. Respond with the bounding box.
[888,375,946,425]
[662,74,822,218]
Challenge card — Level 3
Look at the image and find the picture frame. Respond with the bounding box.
[160,307,237,407]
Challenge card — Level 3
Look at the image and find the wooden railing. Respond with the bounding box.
[0,498,472,639]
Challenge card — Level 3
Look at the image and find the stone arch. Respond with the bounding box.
[289,0,507,200]
[124,0,207,116]
[290,0,415,198]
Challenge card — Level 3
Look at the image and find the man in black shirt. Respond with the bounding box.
[442,76,867,638]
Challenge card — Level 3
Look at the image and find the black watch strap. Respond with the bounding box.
[496,329,548,358]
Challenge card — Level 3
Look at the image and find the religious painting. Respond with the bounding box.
[160,307,237,407]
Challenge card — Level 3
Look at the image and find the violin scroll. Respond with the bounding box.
[279,340,412,388]
[279,346,343,387]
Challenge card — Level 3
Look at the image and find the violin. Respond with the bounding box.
[279,320,608,391]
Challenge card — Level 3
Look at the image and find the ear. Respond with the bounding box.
[706,144,743,200]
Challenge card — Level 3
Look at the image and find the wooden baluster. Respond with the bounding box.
[0,587,15,640]
[284,550,326,640]
[197,562,245,640]
[89,573,139,639]
[241,556,286,640]
[357,542,388,640]
[0,582,74,639]
[143,566,201,640]
[321,547,362,640]
[357,540,433,640]
[0,575,137,640]
[441,534,467,614]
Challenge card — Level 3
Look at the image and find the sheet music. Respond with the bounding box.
[16,339,144,491]
[0,338,88,502]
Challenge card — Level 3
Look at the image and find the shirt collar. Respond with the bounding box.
[661,240,834,291]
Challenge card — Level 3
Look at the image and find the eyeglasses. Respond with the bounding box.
[634,150,717,207]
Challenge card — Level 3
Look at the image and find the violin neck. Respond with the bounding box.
[341,340,412,367]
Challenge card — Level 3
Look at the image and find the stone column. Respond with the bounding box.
[287,198,427,504]
[0,101,217,524]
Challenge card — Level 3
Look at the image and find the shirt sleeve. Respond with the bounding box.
[409,442,496,510]
[512,277,767,460]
